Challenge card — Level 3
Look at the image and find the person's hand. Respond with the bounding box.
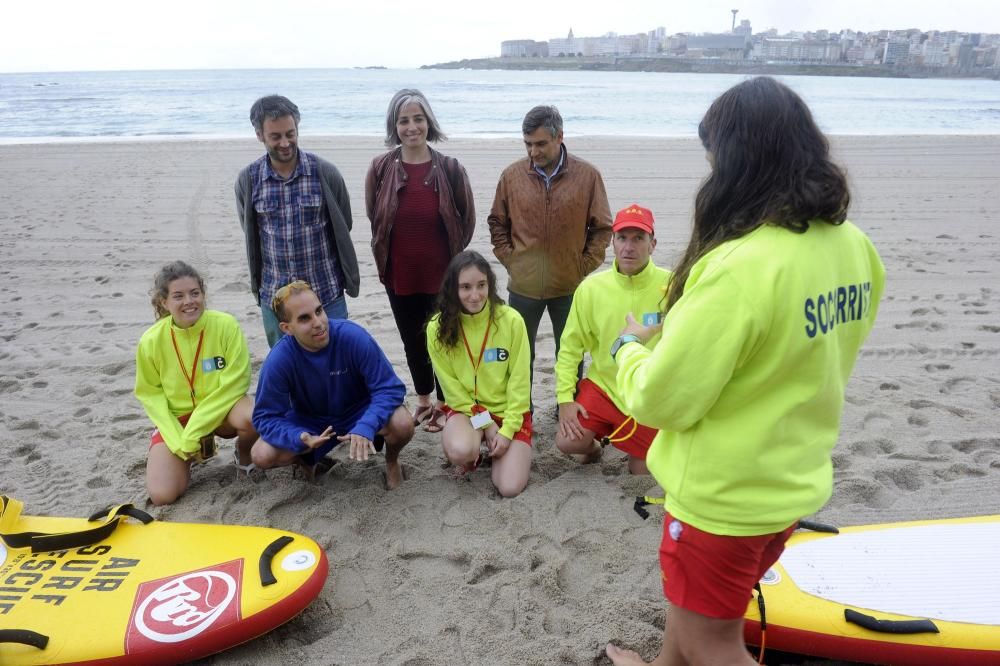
[620,312,661,345]
[488,433,512,459]
[338,432,377,461]
[558,402,590,440]
[300,426,335,450]
[180,448,202,463]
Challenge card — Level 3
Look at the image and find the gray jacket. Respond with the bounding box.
[234,153,360,304]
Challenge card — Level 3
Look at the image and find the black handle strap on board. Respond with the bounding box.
[797,519,840,534]
[633,495,665,520]
[259,535,295,587]
[88,504,155,524]
[0,629,49,650]
[844,608,939,634]
[0,497,154,554]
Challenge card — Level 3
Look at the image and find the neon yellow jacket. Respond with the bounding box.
[556,258,671,409]
[616,222,885,535]
[134,310,251,456]
[427,304,531,440]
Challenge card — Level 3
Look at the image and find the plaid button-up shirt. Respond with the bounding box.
[250,150,343,307]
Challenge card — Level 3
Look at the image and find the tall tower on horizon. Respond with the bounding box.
[731,9,739,32]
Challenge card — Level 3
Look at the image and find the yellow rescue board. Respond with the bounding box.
[744,514,1000,665]
[0,497,328,665]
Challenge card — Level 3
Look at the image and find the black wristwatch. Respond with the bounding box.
[610,334,641,360]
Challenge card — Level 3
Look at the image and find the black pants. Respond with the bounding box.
[385,288,443,401]
[507,290,581,404]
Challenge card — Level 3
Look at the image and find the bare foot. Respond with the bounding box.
[581,441,603,464]
[606,643,649,666]
[384,458,403,490]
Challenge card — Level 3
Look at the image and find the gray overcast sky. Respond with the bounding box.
[2,1,998,72]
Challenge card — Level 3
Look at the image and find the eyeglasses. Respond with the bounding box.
[271,280,312,314]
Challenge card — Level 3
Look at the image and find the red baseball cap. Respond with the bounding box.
[612,204,654,234]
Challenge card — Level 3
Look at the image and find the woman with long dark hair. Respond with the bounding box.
[426,251,532,498]
[365,88,475,432]
[606,77,886,665]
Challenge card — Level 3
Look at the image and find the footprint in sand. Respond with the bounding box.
[100,361,129,376]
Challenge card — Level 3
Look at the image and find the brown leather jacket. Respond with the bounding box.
[365,146,475,284]
[488,148,612,299]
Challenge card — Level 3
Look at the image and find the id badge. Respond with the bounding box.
[470,410,493,430]
[199,434,218,461]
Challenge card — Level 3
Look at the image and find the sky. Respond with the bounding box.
[2,0,998,73]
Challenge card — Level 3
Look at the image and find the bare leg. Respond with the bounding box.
[379,405,414,490]
[251,439,304,470]
[221,395,259,465]
[490,439,532,497]
[608,604,754,666]
[441,414,481,469]
[628,455,649,475]
[146,444,191,506]
[555,427,602,464]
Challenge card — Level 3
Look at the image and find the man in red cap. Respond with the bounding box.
[554,204,669,473]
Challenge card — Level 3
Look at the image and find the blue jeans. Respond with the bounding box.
[261,294,348,348]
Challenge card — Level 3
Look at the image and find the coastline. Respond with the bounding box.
[1,135,998,665]
[422,56,1000,80]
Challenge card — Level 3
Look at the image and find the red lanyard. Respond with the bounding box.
[170,328,205,408]
[459,321,490,404]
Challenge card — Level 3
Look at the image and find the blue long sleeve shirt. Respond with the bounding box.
[252,320,405,457]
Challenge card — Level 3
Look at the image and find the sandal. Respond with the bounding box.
[233,448,263,481]
[424,407,447,433]
[412,403,434,426]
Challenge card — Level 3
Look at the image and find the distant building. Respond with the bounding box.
[882,40,911,65]
[754,38,841,62]
[734,20,752,37]
[501,40,548,57]
[686,33,749,59]
[550,28,583,56]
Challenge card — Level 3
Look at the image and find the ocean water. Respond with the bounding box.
[0,68,998,141]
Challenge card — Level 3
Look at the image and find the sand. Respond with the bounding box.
[1,135,998,665]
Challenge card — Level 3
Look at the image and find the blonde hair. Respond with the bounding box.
[272,280,314,322]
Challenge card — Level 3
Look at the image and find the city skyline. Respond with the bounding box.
[2,0,999,72]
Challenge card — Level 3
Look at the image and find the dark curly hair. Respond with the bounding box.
[433,251,505,349]
[666,76,850,312]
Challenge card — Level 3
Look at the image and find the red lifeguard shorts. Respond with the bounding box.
[149,413,191,449]
[659,512,797,619]
[441,404,533,446]
[574,379,656,459]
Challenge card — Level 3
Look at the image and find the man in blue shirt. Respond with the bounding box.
[251,281,414,489]
[235,95,361,347]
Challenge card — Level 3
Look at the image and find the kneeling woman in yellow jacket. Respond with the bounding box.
[426,251,533,497]
[134,261,260,505]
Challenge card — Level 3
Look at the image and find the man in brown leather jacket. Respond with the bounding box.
[487,105,612,401]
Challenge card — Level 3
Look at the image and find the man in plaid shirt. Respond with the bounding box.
[236,95,360,347]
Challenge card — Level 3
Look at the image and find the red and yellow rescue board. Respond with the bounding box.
[743,514,1000,666]
[0,496,328,665]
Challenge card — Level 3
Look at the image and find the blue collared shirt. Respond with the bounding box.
[250,150,343,306]
[532,146,566,189]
